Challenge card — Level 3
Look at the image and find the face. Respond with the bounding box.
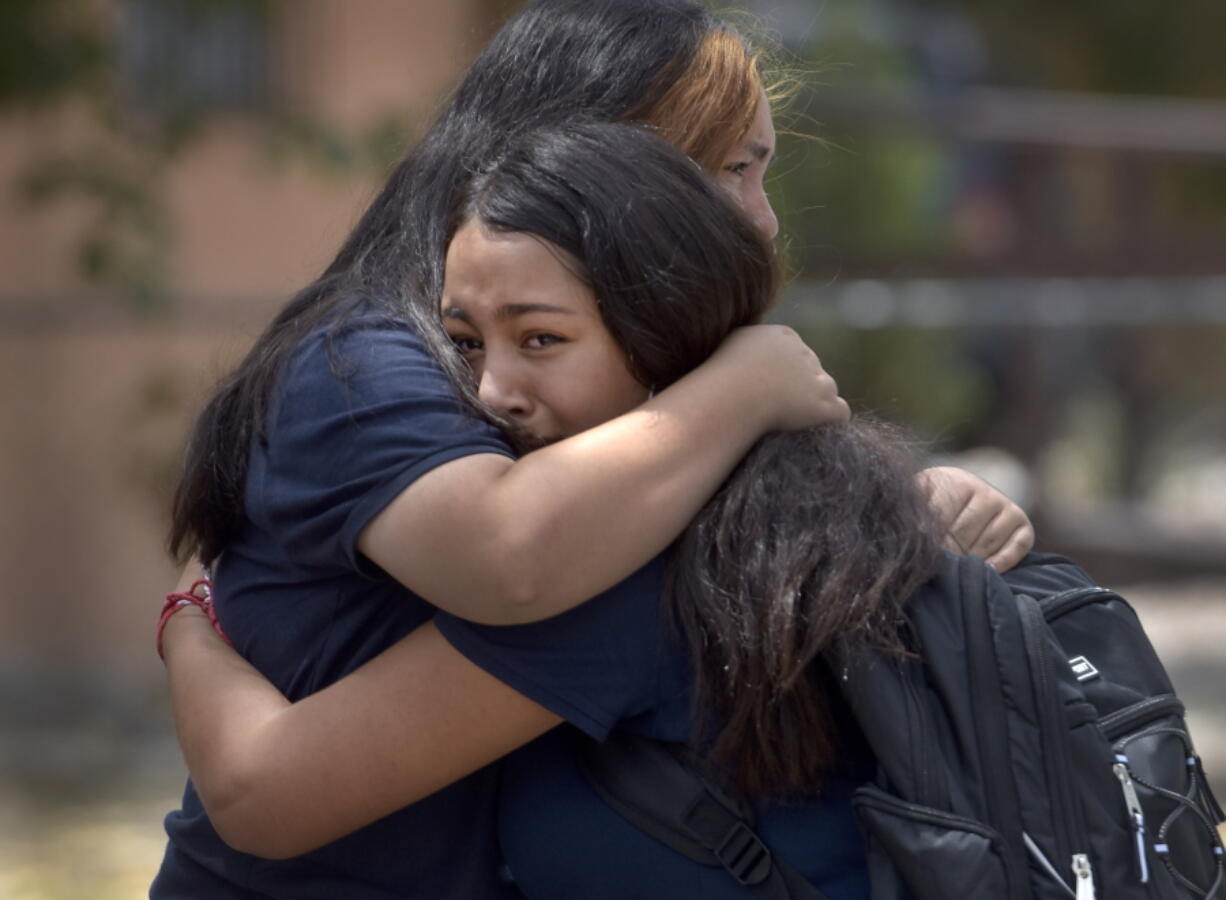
[441,219,650,447]
[712,90,779,241]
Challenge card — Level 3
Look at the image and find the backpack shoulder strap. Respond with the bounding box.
[575,731,831,900]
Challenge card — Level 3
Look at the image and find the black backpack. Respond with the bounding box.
[578,553,1225,899]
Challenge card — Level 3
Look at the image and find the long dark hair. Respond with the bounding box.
[460,120,943,797]
[169,0,743,564]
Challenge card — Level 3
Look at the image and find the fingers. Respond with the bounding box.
[957,503,1035,572]
[806,339,850,420]
[982,519,1036,573]
[817,372,851,424]
[731,324,850,431]
[920,466,1035,571]
[945,494,996,557]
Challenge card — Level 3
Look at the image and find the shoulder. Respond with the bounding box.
[285,305,440,391]
[249,301,512,567]
[271,302,482,433]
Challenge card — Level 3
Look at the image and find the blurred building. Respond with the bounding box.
[0,0,494,701]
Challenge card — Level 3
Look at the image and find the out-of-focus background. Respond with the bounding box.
[1,1,1222,896]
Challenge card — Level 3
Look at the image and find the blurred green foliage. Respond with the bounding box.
[1,0,412,314]
[0,0,108,108]
[931,0,1226,98]
[795,323,993,444]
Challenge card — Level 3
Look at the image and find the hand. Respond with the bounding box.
[918,466,1035,572]
[711,325,850,432]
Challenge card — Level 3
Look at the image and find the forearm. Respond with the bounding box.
[373,362,775,625]
[162,610,293,846]
[163,612,560,858]
[490,368,776,613]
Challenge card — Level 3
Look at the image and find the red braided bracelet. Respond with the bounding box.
[157,578,231,660]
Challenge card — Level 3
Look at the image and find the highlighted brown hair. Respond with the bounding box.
[630,25,763,173]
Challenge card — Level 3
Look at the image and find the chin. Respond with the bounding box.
[507,428,552,454]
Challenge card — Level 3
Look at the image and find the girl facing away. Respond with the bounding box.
[157,1,1032,897]
[165,118,1004,898]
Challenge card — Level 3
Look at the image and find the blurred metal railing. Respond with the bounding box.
[807,86,1226,158]
[776,275,1226,329]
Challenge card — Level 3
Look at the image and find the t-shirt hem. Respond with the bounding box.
[340,441,516,578]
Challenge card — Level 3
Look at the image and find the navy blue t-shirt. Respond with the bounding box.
[151,310,519,899]
[436,557,873,900]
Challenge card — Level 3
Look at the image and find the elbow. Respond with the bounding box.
[458,568,548,625]
[227,837,308,861]
[210,800,313,860]
[199,766,317,860]
[456,522,558,625]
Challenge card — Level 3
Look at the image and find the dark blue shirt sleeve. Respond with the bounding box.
[435,556,670,740]
[250,312,514,576]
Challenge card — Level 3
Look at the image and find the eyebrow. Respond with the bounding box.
[441,302,577,324]
[748,141,775,163]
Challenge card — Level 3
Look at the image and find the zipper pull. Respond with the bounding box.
[1113,757,1150,883]
[1072,853,1096,900]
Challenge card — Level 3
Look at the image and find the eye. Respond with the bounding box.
[723,161,750,177]
[524,332,565,350]
[449,335,483,355]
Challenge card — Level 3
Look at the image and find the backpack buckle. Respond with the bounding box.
[714,821,772,885]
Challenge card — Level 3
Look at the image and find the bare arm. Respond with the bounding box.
[163,605,561,859]
[360,325,848,624]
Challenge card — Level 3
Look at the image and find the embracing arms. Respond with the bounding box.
[359,325,848,625]
[163,319,1032,856]
[164,468,1033,859]
[358,324,1031,626]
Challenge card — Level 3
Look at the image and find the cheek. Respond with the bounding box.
[714,172,739,203]
[565,353,649,428]
[602,363,652,415]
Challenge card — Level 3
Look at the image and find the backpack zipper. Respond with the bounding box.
[1072,853,1097,900]
[1109,702,1225,828]
[1099,694,1184,741]
[1112,755,1150,883]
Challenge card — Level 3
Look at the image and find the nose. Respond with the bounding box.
[477,359,532,421]
[747,187,779,241]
